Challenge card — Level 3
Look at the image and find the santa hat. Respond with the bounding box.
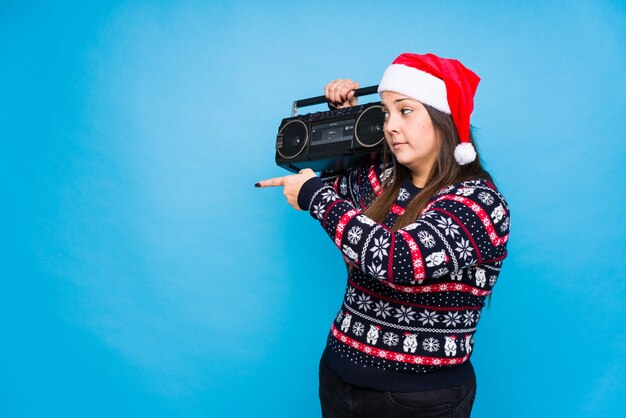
[378,53,481,165]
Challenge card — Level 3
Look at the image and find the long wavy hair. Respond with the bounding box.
[362,103,493,230]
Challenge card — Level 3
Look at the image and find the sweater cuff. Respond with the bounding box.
[298,176,325,211]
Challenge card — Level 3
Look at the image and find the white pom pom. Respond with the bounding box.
[454,142,477,165]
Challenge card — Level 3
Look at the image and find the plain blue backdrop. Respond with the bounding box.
[2,1,625,417]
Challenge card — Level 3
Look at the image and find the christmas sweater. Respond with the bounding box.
[297,163,511,391]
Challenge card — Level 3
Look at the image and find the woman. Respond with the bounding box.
[256,53,510,418]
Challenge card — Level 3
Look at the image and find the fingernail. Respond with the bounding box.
[254,182,261,187]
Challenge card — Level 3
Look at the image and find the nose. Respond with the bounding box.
[384,112,400,134]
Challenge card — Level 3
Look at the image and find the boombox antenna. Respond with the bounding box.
[291,85,379,117]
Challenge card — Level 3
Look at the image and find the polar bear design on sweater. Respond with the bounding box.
[444,336,458,356]
[366,325,381,345]
[403,333,418,353]
[425,250,447,268]
[491,204,505,223]
[475,268,486,288]
[341,313,352,333]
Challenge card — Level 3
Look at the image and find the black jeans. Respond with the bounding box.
[319,360,476,418]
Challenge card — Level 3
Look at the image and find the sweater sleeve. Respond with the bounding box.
[317,168,359,208]
[298,178,511,285]
[311,162,391,211]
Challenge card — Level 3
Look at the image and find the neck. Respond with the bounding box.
[410,174,426,188]
[406,158,436,189]
[410,166,430,188]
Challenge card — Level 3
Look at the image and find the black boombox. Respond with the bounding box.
[275,86,385,173]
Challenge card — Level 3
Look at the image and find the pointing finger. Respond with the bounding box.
[255,177,285,188]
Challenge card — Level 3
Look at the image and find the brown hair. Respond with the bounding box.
[363,103,492,230]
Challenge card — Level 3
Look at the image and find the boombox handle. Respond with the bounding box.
[291,85,379,117]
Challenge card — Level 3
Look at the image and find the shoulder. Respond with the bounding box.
[432,178,508,209]
[425,178,511,231]
[419,178,511,246]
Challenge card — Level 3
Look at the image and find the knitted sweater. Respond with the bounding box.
[297,162,511,392]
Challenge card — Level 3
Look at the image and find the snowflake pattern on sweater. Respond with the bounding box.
[299,163,510,382]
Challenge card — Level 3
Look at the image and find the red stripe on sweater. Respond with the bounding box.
[390,204,405,215]
[335,209,360,247]
[331,324,469,366]
[368,166,382,197]
[387,233,396,282]
[381,280,492,297]
[348,278,483,311]
[398,230,426,283]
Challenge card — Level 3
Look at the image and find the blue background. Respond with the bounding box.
[2,1,625,417]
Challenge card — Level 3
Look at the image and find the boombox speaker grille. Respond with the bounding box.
[355,105,384,148]
[276,120,308,160]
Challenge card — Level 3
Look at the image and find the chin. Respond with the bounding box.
[394,153,415,166]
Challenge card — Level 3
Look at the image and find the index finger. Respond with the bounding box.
[255,176,285,188]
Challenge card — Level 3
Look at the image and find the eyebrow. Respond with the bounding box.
[381,98,417,107]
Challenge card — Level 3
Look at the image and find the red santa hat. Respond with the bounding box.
[378,53,481,165]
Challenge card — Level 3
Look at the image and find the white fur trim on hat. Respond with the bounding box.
[454,142,477,165]
[378,64,451,114]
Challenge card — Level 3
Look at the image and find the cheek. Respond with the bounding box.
[425,133,438,148]
[424,137,439,155]
[420,123,438,149]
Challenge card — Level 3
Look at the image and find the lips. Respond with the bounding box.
[393,142,407,149]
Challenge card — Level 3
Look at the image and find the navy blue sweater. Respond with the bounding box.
[297,163,510,391]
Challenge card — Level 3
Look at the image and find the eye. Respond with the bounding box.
[401,108,413,116]
[382,111,389,119]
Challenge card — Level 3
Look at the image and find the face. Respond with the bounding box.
[380,91,440,176]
